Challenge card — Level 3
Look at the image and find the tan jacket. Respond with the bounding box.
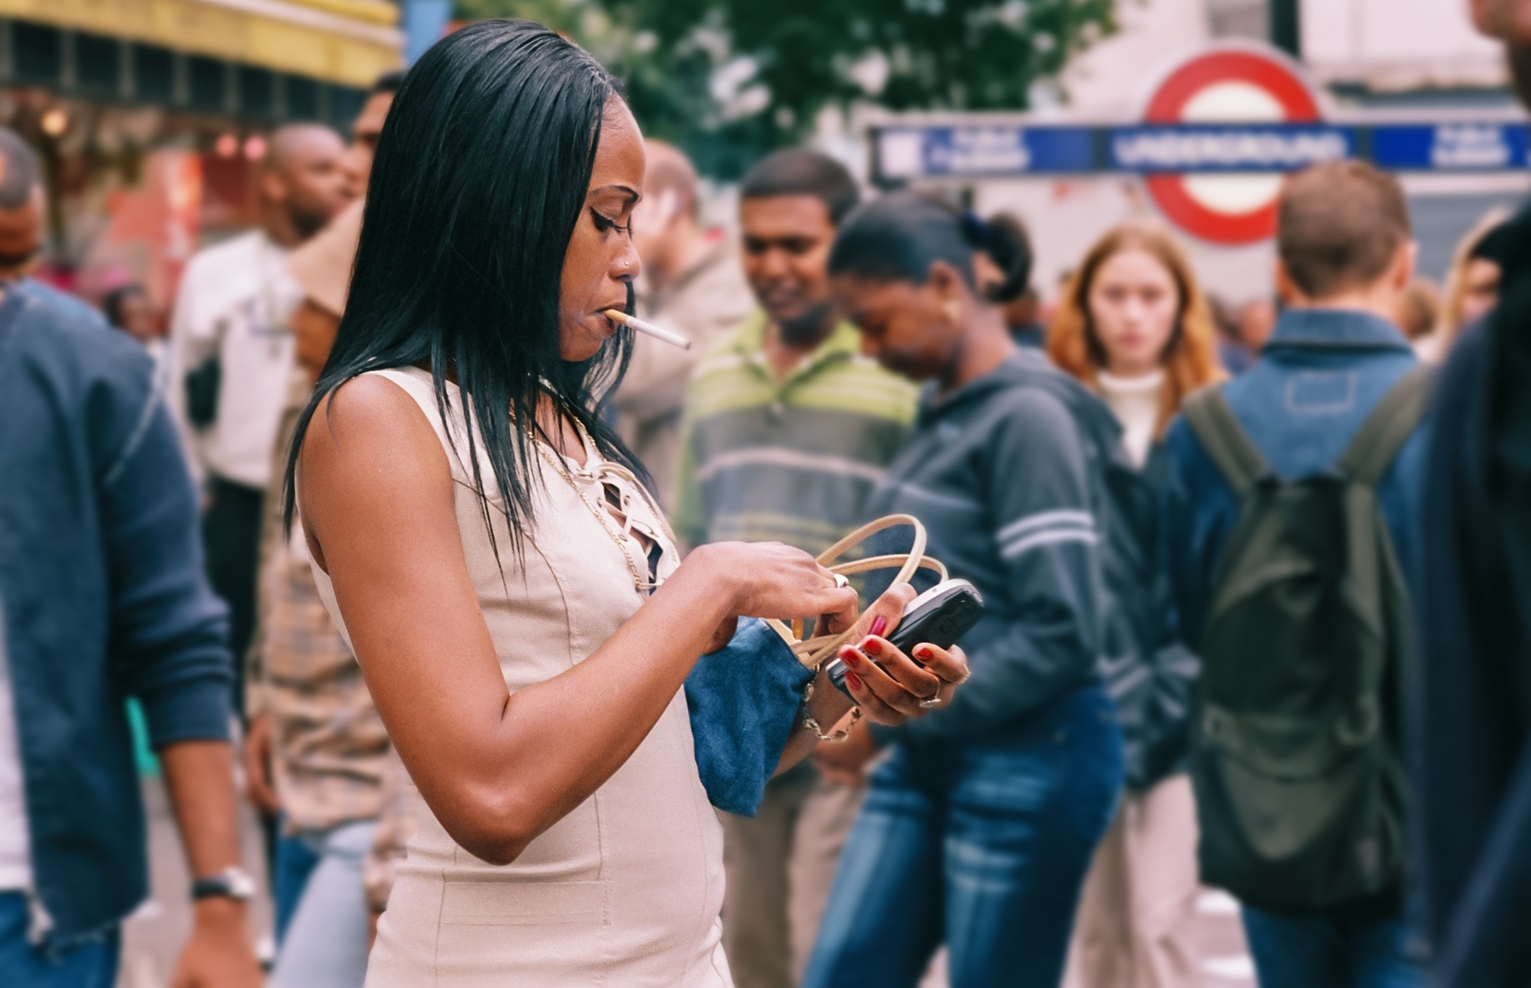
[611,240,753,508]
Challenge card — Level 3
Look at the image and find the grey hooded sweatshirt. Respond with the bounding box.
[866,348,1124,739]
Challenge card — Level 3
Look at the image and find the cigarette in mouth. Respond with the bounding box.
[604,309,692,350]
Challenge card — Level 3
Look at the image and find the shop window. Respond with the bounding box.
[188,55,224,113]
[331,86,365,129]
[75,33,120,95]
[133,44,174,104]
[239,65,274,119]
[286,76,319,120]
[15,23,62,85]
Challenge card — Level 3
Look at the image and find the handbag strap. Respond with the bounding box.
[766,514,950,671]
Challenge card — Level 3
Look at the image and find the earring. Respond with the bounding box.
[942,300,960,323]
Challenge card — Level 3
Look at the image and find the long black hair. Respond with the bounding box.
[827,190,1030,303]
[284,20,646,553]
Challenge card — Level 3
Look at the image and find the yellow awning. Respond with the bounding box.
[0,0,403,88]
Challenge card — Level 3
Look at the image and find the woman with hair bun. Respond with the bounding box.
[804,191,1124,988]
[1048,220,1221,988]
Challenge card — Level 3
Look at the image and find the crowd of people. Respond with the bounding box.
[1,5,1530,988]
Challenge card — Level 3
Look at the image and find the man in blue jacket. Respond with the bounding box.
[0,130,259,985]
[1164,161,1427,988]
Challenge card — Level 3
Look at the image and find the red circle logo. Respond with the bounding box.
[1142,46,1322,245]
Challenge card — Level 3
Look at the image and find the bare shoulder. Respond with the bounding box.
[297,373,455,547]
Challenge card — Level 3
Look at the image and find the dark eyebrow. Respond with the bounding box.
[588,184,640,205]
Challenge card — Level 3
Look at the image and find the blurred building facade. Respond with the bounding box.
[0,0,401,311]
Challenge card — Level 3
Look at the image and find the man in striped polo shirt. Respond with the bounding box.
[673,149,918,988]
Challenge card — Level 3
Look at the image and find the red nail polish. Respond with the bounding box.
[861,638,881,656]
[845,671,864,691]
[839,647,861,668]
[869,615,888,638]
[914,645,932,660]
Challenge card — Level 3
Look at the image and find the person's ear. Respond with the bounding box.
[926,260,965,323]
[927,259,966,298]
[1390,240,1419,292]
[1273,258,1303,306]
[260,170,288,205]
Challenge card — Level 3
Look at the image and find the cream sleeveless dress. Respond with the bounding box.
[309,367,731,987]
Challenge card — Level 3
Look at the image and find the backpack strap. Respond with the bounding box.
[1335,366,1434,489]
[1181,384,1274,497]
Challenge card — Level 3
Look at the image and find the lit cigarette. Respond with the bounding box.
[604,309,692,350]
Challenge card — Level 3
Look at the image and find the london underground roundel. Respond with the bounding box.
[1142,45,1322,245]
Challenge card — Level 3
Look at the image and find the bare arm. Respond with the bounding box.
[160,741,260,988]
[298,376,857,865]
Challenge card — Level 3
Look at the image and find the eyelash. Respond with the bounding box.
[592,210,632,236]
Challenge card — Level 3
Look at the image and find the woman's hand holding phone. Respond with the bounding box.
[839,636,967,724]
[811,584,970,727]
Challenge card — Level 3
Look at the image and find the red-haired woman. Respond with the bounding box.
[1049,220,1223,988]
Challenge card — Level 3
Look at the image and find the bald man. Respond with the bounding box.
[168,122,352,718]
[610,139,752,506]
[0,142,43,274]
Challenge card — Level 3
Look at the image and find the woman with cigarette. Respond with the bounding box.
[286,21,966,987]
[804,191,1124,988]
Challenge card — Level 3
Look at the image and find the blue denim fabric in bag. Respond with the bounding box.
[685,618,815,816]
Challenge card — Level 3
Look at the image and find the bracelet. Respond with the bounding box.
[802,677,861,743]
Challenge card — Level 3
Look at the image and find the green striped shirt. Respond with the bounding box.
[673,310,919,555]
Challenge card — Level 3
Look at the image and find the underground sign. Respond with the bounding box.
[1137,43,1325,246]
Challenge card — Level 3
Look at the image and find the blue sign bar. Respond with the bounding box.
[1108,125,1355,173]
[872,121,1531,182]
[1370,123,1529,170]
[875,126,1095,179]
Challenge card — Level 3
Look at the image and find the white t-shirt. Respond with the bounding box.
[0,602,33,891]
[1097,369,1165,470]
[168,230,302,490]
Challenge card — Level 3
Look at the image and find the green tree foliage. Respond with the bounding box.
[450,0,1117,177]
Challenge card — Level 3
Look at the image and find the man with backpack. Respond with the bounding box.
[1164,160,1429,988]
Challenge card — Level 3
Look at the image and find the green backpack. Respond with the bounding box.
[1181,367,1430,913]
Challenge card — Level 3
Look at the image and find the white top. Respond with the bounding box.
[310,367,729,988]
[1098,369,1165,469]
[0,598,33,891]
[167,230,303,489]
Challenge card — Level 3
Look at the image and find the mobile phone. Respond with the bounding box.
[825,579,985,699]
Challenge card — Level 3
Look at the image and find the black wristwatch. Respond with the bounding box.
[191,867,256,902]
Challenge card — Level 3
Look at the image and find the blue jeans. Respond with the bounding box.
[0,892,118,987]
[270,819,378,988]
[804,683,1124,988]
[1242,905,1421,988]
[273,823,321,945]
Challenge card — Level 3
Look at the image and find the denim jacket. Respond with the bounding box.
[1162,307,1428,654]
[0,281,232,942]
